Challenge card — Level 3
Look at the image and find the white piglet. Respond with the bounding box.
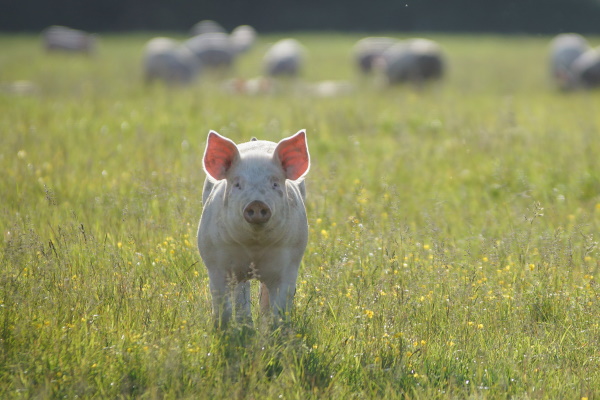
[198,130,310,328]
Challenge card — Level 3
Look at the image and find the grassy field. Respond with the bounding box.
[1,32,600,399]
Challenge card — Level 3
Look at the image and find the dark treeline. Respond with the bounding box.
[2,0,600,34]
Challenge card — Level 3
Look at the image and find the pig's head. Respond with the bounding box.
[202,129,310,233]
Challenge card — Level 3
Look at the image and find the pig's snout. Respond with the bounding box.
[243,200,272,224]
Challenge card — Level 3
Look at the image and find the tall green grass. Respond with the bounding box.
[1,32,600,398]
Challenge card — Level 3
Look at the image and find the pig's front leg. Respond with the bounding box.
[260,249,303,323]
[207,268,233,328]
[207,267,253,328]
[234,281,253,326]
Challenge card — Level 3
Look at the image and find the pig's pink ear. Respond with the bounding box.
[275,129,310,180]
[203,130,239,180]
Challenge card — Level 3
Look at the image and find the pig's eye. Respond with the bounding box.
[233,181,242,189]
[272,182,280,189]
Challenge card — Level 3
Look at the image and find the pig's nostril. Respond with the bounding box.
[244,201,271,224]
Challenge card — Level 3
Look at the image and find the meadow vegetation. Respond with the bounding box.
[1,32,600,398]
